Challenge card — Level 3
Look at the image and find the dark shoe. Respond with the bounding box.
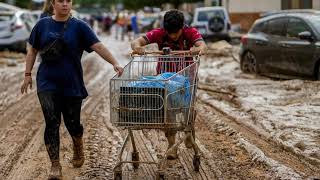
[166,147,178,160]
[72,136,84,168]
[48,160,62,180]
[166,133,178,159]
[184,134,194,149]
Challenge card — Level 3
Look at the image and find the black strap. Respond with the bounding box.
[62,17,85,87]
[59,15,72,39]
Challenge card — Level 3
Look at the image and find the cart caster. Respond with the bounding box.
[114,171,122,180]
[132,152,140,169]
[193,155,200,172]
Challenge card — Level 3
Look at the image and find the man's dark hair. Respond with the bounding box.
[163,10,184,34]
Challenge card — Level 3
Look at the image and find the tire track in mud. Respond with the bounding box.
[195,104,272,179]
[138,129,218,179]
[131,108,270,180]
[198,94,320,178]
[0,99,43,179]
[0,66,34,114]
[0,92,36,130]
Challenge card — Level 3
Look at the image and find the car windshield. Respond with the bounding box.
[0,13,13,21]
[197,10,225,22]
[308,15,320,34]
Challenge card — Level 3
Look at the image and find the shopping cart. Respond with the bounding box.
[110,50,201,180]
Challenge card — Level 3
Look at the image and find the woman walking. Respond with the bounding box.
[20,0,123,179]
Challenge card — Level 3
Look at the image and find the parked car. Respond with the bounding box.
[0,10,36,52]
[240,10,320,80]
[191,7,231,42]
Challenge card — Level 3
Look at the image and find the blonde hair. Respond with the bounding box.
[42,0,54,15]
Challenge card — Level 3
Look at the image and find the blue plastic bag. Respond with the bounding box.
[127,72,191,108]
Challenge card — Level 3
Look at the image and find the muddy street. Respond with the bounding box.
[0,36,319,180]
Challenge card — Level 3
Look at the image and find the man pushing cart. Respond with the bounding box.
[110,9,207,179]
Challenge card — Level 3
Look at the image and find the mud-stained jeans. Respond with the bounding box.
[38,92,84,161]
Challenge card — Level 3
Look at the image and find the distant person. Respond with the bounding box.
[20,0,123,179]
[115,12,126,40]
[130,12,139,39]
[103,14,112,34]
[126,13,132,40]
[153,14,163,29]
[88,15,94,28]
[131,9,206,159]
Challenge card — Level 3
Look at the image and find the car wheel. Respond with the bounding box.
[225,36,231,43]
[18,42,27,53]
[241,51,258,74]
[208,16,224,33]
[13,41,27,53]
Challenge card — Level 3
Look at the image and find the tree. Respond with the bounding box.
[15,0,30,8]
[1,0,31,9]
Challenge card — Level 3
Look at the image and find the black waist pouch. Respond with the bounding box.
[40,38,67,63]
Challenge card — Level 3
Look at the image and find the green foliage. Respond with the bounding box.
[77,0,117,8]
[123,0,201,10]
[15,0,31,8]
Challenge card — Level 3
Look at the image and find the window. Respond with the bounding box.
[282,0,312,9]
[197,10,225,22]
[0,14,13,21]
[286,18,310,39]
[300,0,312,8]
[251,21,268,33]
[267,18,287,36]
[282,0,291,10]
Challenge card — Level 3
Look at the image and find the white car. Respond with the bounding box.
[0,10,36,52]
[191,7,231,42]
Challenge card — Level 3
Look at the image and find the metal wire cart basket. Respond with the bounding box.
[110,51,201,179]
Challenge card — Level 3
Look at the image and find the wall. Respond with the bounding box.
[229,13,260,31]
[222,0,281,13]
[313,0,320,9]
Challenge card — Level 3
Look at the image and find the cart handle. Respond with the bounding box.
[131,50,201,56]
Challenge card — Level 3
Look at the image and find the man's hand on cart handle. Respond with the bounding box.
[132,47,145,55]
[113,64,124,76]
[190,47,202,55]
[131,50,201,55]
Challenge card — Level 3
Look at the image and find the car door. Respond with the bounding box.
[246,20,270,73]
[0,13,14,39]
[280,17,315,76]
[261,17,288,74]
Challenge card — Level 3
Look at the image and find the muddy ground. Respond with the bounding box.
[0,36,319,180]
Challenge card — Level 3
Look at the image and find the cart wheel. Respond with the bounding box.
[132,152,139,169]
[193,156,200,172]
[157,173,165,180]
[114,171,122,180]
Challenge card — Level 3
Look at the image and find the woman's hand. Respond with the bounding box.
[113,64,124,76]
[21,76,32,94]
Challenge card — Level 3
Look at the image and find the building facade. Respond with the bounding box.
[204,0,320,31]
